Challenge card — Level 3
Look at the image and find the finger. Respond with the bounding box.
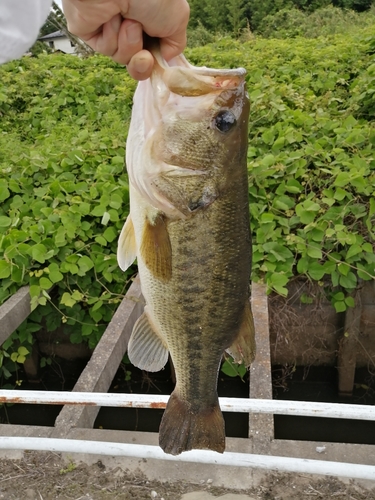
[85,14,122,56]
[158,0,190,61]
[111,19,143,66]
[127,50,154,80]
[160,29,188,62]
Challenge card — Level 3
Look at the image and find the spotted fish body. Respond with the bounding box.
[118,48,255,456]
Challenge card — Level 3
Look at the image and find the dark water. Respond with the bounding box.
[1,359,375,445]
[273,365,375,444]
[94,361,250,438]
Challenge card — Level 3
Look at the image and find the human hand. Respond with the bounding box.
[62,0,190,80]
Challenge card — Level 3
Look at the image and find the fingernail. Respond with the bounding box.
[135,56,151,74]
[126,22,141,44]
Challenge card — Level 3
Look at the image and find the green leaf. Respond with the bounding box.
[0,180,10,202]
[103,226,118,243]
[61,292,77,308]
[39,277,53,289]
[82,323,94,336]
[30,243,47,264]
[334,172,350,187]
[0,216,11,228]
[334,301,347,313]
[268,273,288,296]
[295,200,320,224]
[346,244,362,260]
[307,262,325,281]
[333,188,348,201]
[109,193,123,210]
[95,235,107,246]
[338,262,350,276]
[49,268,64,283]
[285,179,302,194]
[339,271,357,289]
[91,205,107,217]
[18,346,29,356]
[0,261,11,279]
[71,290,84,301]
[92,299,103,312]
[306,245,322,259]
[221,358,246,379]
[357,263,373,281]
[345,296,355,308]
[78,256,94,273]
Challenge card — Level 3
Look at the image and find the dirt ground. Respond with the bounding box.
[0,451,374,500]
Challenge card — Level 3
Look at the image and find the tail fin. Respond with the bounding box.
[159,390,225,456]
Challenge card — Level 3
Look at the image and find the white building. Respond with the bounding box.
[38,30,75,54]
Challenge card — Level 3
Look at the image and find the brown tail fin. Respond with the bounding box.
[159,390,225,456]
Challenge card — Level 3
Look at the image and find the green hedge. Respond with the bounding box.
[187,28,375,306]
[0,54,136,374]
[0,25,374,375]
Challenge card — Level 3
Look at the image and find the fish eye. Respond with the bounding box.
[214,110,236,133]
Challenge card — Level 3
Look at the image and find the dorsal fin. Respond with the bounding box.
[226,300,256,367]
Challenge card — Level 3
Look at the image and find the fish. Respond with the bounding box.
[117,45,256,456]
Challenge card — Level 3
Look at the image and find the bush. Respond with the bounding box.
[186,26,375,303]
[258,5,375,38]
[187,21,217,48]
[0,54,136,375]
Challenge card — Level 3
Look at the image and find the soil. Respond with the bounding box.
[0,451,374,500]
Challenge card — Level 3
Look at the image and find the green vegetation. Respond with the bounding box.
[185,27,375,302]
[188,0,375,35]
[0,55,136,380]
[0,19,375,378]
[258,5,375,38]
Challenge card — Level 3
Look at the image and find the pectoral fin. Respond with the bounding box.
[128,309,169,372]
[117,215,137,271]
[226,300,256,367]
[140,214,172,282]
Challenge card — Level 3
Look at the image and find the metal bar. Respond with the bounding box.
[0,437,374,480]
[1,390,375,421]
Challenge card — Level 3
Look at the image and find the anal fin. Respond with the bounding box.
[140,214,172,282]
[128,310,169,372]
[226,300,256,367]
[117,215,137,271]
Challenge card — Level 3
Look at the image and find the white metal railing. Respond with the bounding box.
[0,389,375,480]
[0,437,374,480]
[0,390,375,421]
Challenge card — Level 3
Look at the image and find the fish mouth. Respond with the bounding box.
[151,47,246,97]
[144,46,248,136]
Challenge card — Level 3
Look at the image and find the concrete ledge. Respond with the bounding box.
[0,286,30,344]
[53,276,143,435]
[249,282,274,453]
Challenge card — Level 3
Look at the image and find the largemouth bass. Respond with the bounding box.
[117,47,255,456]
